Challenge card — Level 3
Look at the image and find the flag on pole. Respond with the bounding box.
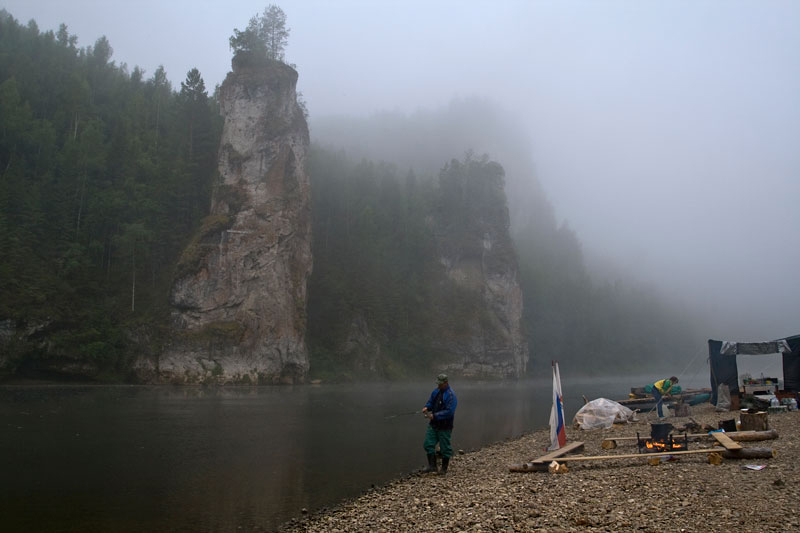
[548,361,567,451]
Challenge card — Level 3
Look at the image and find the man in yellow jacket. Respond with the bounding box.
[652,376,679,418]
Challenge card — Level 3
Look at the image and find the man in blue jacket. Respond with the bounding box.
[421,373,457,474]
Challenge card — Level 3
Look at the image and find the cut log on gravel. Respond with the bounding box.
[728,429,779,441]
[721,447,776,459]
[740,411,769,431]
[601,439,617,450]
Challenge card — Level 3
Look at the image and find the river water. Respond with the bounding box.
[0,374,708,531]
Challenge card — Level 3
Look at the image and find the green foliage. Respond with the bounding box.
[230,4,290,64]
[174,215,232,280]
[194,321,246,342]
[307,147,436,378]
[0,11,222,379]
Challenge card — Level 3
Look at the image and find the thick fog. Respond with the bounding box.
[6,0,799,341]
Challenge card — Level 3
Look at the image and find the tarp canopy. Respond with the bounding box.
[710,335,800,404]
[720,340,791,355]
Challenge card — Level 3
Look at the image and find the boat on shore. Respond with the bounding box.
[617,388,712,412]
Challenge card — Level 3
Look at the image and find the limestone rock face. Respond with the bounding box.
[433,233,528,379]
[158,59,312,384]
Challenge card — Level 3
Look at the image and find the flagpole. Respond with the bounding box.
[548,360,567,451]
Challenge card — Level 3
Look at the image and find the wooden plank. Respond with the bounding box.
[511,447,731,470]
[602,434,700,445]
[712,432,743,450]
[510,445,775,472]
[544,446,727,463]
[511,441,586,472]
[530,441,585,465]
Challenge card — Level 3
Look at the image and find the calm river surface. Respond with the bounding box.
[0,374,708,531]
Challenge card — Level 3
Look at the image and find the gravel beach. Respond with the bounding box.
[281,403,799,532]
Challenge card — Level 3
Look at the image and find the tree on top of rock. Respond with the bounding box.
[230,4,290,63]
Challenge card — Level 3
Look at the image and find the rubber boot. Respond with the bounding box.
[422,454,438,474]
[439,456,449,475]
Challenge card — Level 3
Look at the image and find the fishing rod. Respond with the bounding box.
[383,410,423,420]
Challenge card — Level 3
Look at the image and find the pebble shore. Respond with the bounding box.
[281,403,799,532]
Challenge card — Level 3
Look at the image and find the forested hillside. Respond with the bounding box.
[306,150,438,379]
[0,12,222,378]
[312,104,703,375]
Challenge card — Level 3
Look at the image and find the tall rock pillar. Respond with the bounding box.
[160,58,312,384]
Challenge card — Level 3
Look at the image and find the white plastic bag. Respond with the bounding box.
[716,384,731,412]
[573,398,636,430]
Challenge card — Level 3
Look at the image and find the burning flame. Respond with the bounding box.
[645,440,668,451]
[643,438,687,452]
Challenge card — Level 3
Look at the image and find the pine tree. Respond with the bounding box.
[229,4,290,63]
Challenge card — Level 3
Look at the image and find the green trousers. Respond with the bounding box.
[423,426,453,458]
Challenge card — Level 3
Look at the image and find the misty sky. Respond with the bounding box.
[3,0,799,341]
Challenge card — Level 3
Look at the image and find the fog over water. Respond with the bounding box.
[5,0,798,341]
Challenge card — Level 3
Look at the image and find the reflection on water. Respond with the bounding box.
[0,375,702,531]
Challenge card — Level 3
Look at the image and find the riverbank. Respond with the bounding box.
[281,403,800,532]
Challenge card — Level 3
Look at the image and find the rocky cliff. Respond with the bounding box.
[149,59,312,384]
[431,231,528,380]
[430,158,528,378]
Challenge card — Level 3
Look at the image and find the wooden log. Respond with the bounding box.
[728,429,779,441]
[600,428,778,448]
[601,439,617,450]
[721,447,776,459]
[740,411,769,431]
[674,403,690,417]
[509,462,547,472]
[712,432,743,450]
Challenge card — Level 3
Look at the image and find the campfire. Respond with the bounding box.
[637,422,689,454]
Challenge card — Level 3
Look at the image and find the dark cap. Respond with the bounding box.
[437,373,448,384]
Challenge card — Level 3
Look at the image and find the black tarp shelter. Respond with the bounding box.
[709,334,800,404]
